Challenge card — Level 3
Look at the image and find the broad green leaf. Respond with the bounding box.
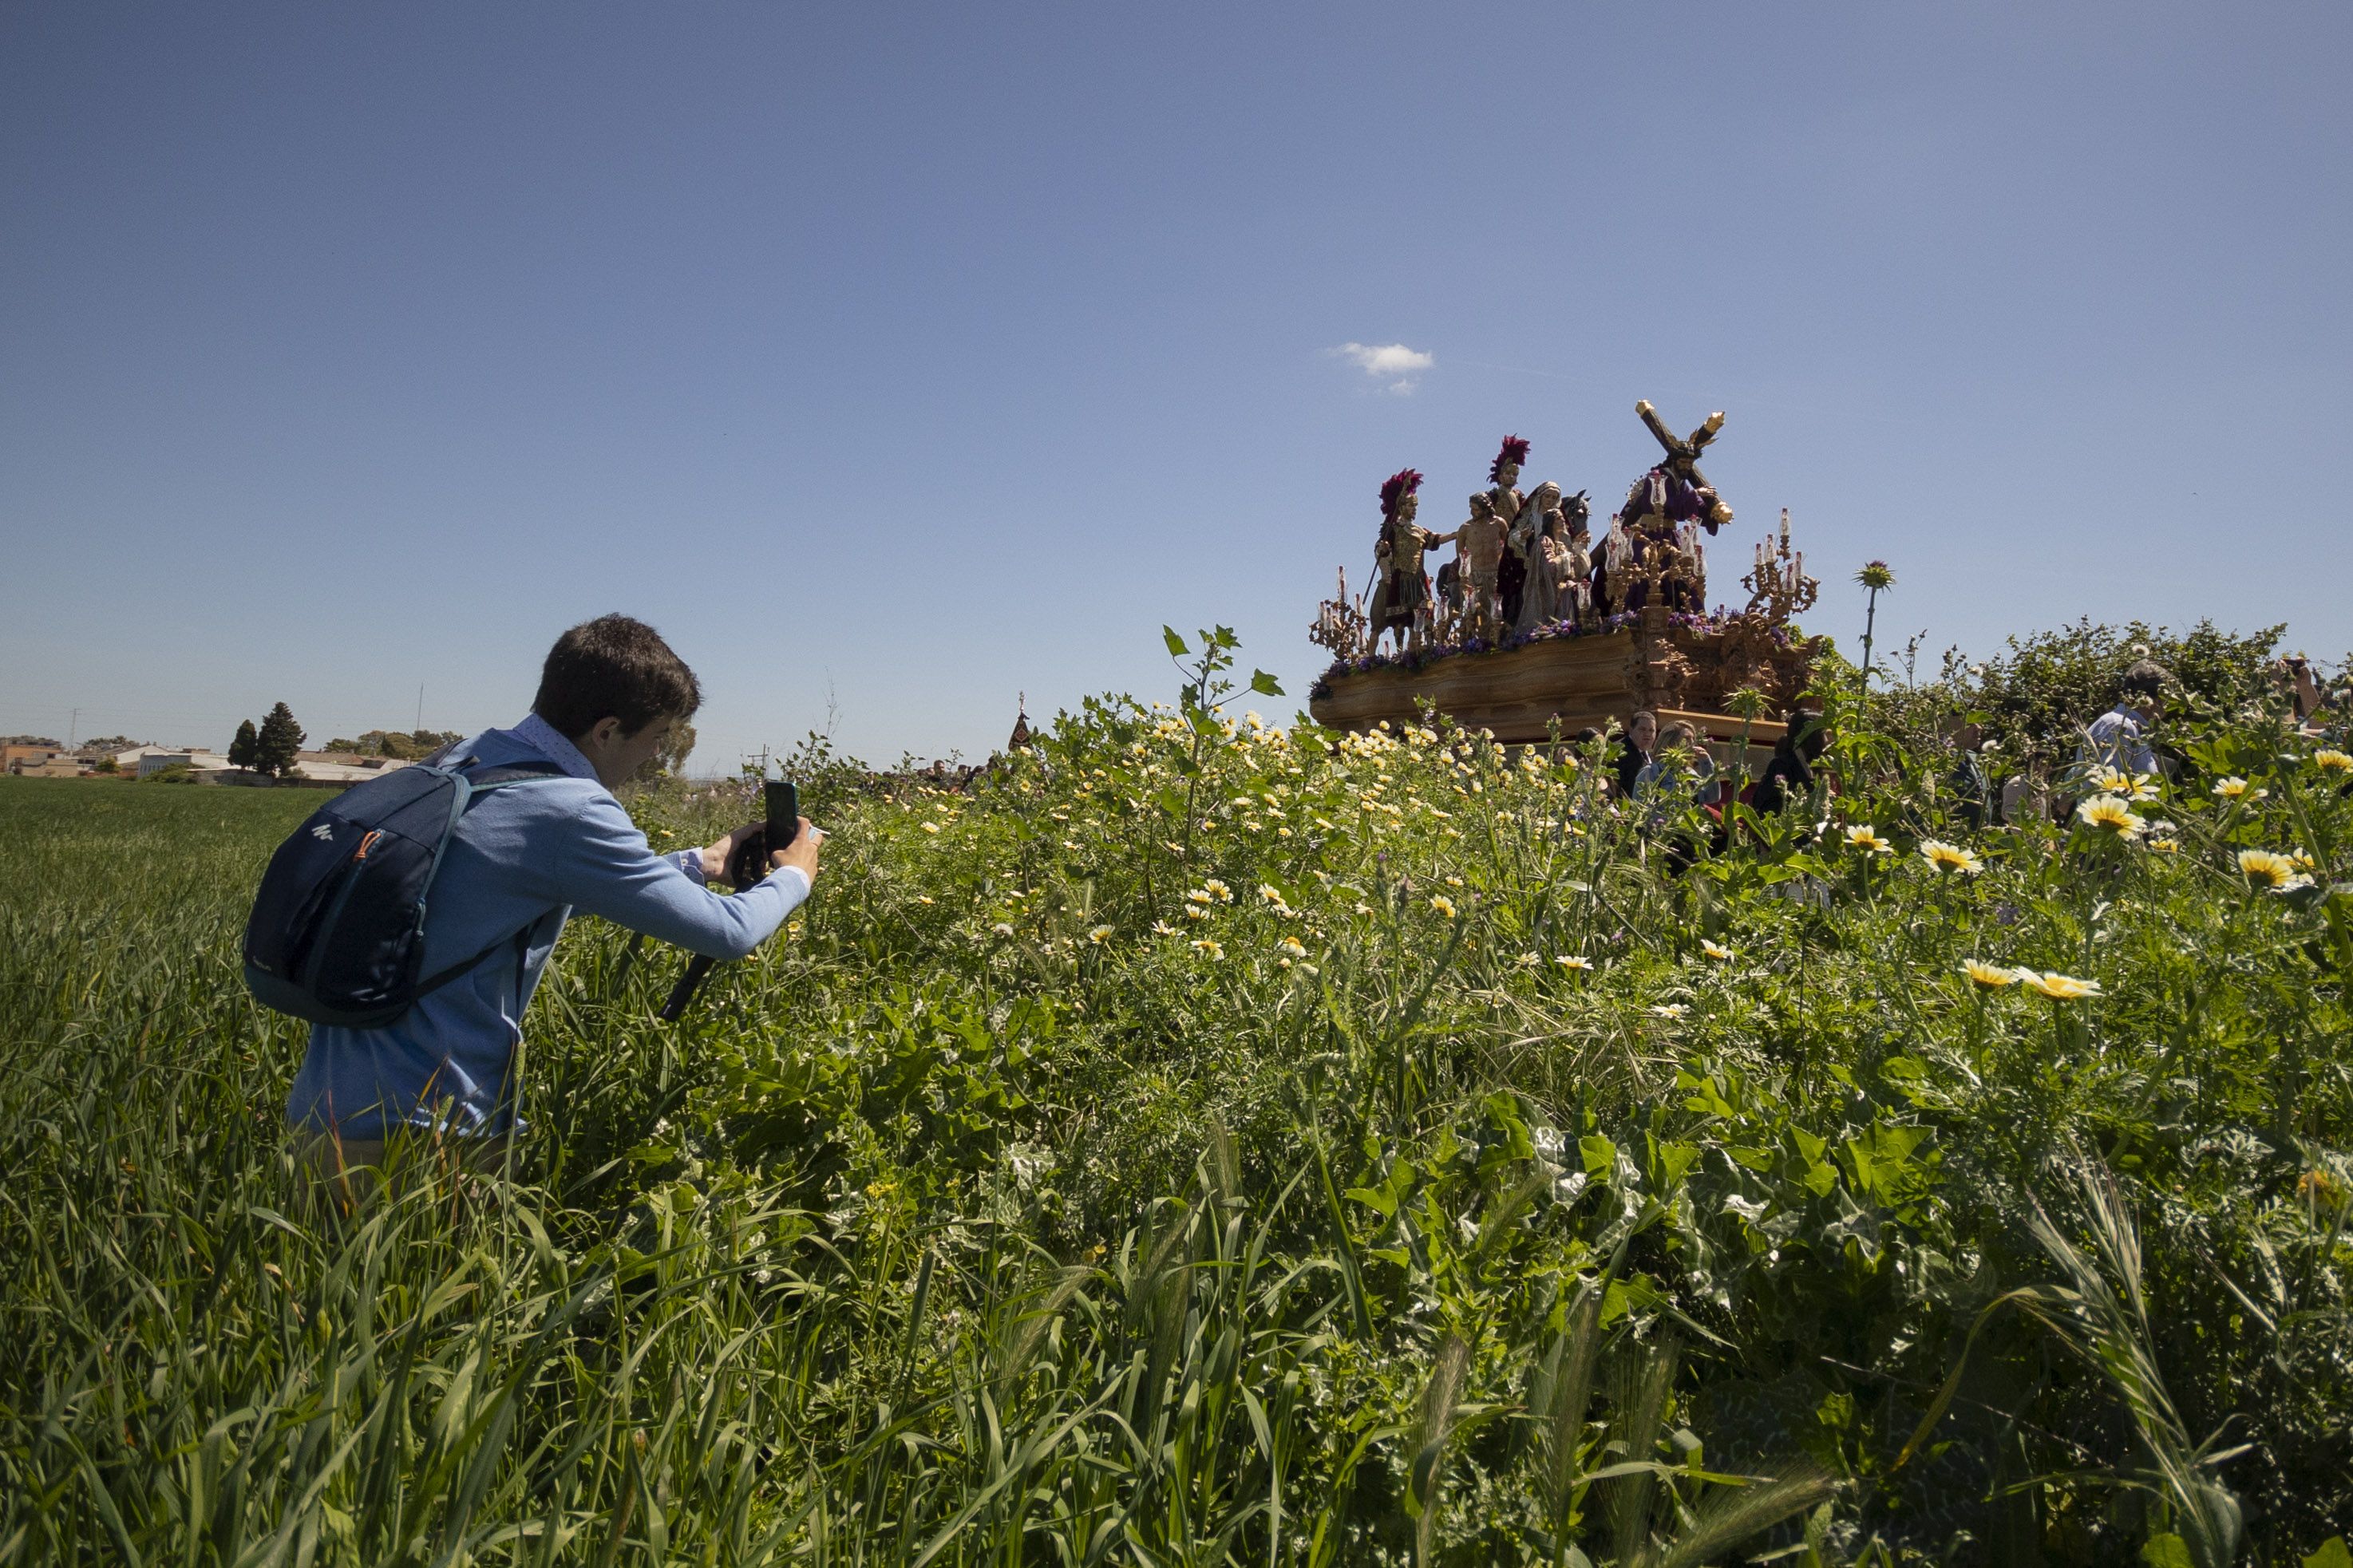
[1250,669,1285,697]
[1162,626,1188,656]
[1647,1135,1699,1188]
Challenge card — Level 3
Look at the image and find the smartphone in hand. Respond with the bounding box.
[723,780,800,890]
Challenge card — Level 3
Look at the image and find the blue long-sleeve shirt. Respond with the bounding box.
[285,713,809,1138]
[2078,706,2158,779]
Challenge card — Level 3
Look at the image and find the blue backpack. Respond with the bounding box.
[242,751,563,1028]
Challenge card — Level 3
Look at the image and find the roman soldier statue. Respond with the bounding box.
[1365,468,1453,654]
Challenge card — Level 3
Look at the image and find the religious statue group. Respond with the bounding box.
[1354,402,1738,657]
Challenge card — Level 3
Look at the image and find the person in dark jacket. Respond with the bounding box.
[1612,709,1657,800]
[1752,705,1826,816]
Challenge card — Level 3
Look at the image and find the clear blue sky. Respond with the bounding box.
[4,3,2347,768]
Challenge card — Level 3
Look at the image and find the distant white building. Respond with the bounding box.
[134,749,233,779]
[110,745,199,772]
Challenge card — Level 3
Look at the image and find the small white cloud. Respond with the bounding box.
[1334,341,1434,393]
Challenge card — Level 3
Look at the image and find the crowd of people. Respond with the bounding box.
[1554,649,2349,873]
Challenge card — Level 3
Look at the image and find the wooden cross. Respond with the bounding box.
[1630,398,1734,531]
[1635,398,1725,464]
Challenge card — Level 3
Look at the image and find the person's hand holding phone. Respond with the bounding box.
[701,822,764,883]
[771,818,823,884]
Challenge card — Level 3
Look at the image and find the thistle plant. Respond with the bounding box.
[1855,558,1896,694]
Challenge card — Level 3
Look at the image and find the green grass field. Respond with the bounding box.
[2,631,2348,1566]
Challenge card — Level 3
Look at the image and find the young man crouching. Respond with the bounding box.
[285,614,821,1175]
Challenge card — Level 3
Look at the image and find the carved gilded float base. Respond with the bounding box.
[1308,608,1819,747]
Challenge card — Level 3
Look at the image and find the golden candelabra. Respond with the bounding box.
[1311,567,1370,659]
[1741,508,1819,625]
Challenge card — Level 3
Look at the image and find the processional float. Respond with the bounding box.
[1307,401,1824,748]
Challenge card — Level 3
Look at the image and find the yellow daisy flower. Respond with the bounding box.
[1556,954,1594,971]
[2074,795,2145,837]
[2148,837,2180,855]
[1649,1003,1688,1019]
[2020,970,2101,1001]
[2315,749,2352,774]
[1430,895,1457,918]
[1276,935,1307,957]
[2212,776,2267,802]
[1962,959,2018,988]
[1844,824,1892,855]
[1920,839,1983,875]
[2087,765,2160,802]
[1087,925,1113,944]
[1700,939,1734,962]
[2237,849,2314,891]
[1186,888,1213,904]
[1185,905,1208,921]
[1152,920,1178,936]
[1204,879,1234,902]
[1191,938,1223,960]
[921,821,941,834]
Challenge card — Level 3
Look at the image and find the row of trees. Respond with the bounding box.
[5,735,147,753]
[226,704,306,779]
[322,729,464,760]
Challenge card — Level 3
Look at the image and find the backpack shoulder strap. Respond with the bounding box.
[401,760,567,1002]
[463,759,567,789]
[418,738,567,792]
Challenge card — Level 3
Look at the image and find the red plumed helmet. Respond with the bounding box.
[1489,436,1530,484]
[1378,468,1424,519]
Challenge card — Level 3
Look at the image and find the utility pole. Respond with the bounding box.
[416,684,424,733]
[68,707,80,748]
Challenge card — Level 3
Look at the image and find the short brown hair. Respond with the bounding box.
[533,614,701,740]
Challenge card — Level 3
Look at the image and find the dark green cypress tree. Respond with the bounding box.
[254,703,306,779]
[227,719,259,771]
